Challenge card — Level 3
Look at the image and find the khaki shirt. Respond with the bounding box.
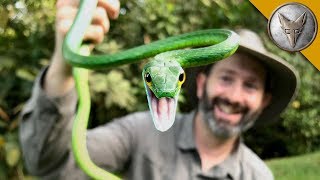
[19,68,273,180]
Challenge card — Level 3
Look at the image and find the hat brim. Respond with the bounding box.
[238,45,300,124]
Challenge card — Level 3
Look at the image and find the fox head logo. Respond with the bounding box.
[278,12,307,47]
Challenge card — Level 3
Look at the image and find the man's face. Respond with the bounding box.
[197,53,271,139]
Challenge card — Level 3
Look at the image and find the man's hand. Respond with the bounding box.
[44,0,120,97]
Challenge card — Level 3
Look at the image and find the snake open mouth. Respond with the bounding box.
[146,86,178,132]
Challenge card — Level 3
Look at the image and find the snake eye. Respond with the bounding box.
[178,72,186,84]
[145,73,152,83]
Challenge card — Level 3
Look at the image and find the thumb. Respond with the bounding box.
[56,0,79,8]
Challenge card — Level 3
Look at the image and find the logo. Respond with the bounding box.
[268,2,317,52]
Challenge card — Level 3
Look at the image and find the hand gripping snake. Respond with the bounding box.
[62,0,239,179]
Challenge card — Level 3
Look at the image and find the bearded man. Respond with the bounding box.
[19,0,299,179]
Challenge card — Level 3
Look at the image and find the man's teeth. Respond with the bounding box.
[219,103,236,114]
[220,104,232,113]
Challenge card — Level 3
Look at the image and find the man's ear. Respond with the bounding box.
[196,73,207,99]
[261,93,272,109]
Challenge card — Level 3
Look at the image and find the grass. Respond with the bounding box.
[266,151,320,180]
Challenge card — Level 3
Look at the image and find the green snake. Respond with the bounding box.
[62,0,239,179]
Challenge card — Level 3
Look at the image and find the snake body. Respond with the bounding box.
[63,0,239,179]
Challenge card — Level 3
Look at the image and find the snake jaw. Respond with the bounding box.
[145,86,178,132]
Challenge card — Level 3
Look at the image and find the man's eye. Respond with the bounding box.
[220,76,232,82]
[245,82,258,90]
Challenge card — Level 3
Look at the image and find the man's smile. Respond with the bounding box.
[211,98,248,125]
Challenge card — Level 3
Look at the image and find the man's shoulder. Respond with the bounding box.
[240,143,274,179]
[116,110,191,129]
[114,111,153,129]
[122,111,151,121]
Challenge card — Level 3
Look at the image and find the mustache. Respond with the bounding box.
[204,97,249,114]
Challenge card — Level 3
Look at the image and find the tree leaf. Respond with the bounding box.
[5,143,21,167]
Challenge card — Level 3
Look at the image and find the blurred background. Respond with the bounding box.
[0,0,319,179]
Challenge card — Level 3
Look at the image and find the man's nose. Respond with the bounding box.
[225,84,244,104]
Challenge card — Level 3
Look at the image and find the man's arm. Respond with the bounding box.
[19,74,144,178]
[45,0,119,97]
[19,74,143,178]
[19,0,123,177]
[19,67,78,176]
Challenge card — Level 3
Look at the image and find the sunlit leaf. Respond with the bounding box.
[0,6,9,32]
[16,69,36,81]
[0,135,5,148]
[5,143,21,167]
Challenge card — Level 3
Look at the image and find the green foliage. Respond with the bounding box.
[0,0,319,178]
[263,34,320,155]
[1,0,55,178]
[244,34,320,158]
[0,130,29,179]
[266,151,320,180]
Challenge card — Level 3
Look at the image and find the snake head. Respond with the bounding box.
[143,59,186,132]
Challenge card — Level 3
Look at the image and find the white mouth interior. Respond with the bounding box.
[146,87,177,132]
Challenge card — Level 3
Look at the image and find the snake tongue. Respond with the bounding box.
[150,96,177,132]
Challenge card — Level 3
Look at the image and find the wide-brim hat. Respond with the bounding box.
[235,29,300,124]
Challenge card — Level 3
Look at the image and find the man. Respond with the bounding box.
[19,0,299,179]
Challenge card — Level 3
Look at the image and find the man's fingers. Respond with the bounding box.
[56,0,79,8]
[83,25,105,44]
[57,6,110,33]
[98,0,120,19]
[57,0,120,20]
[56,6,77,22]
[57,19,73,36]
[92,6,110,33]
[58,20,105,44]
[55,0,118,44]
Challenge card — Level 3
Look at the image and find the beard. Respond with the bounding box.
[198,87,263,140]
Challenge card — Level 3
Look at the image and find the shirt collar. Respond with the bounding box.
[197,139,242,180]
[217,139,242,179]
[177,110,242,179]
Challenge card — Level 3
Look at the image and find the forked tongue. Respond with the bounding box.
[151,97,176,132]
